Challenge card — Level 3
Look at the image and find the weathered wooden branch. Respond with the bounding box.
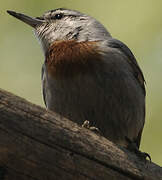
[0,89,161,180]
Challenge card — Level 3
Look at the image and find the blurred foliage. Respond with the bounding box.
[1,0,162,165]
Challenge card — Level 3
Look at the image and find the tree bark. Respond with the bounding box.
[0,88,161,180]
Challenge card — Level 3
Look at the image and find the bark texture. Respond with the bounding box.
[0,89,161,180]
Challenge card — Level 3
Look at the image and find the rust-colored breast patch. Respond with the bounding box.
[45,40,101,78]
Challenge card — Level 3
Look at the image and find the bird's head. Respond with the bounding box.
[7,8,111,54]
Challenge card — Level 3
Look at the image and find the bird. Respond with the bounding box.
[7,8,147,154]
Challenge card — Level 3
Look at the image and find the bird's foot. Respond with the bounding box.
[126,137,151,161]
[82,120,100,134]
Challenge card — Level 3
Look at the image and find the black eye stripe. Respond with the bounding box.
[36,16,44,20]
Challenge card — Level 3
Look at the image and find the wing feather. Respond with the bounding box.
[108,38,146,95]
[41,64,47,107]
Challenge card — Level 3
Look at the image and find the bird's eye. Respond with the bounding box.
[52,13,63,20]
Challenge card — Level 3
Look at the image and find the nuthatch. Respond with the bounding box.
[7,8,146,151]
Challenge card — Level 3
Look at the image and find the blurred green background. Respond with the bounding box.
[1,0,162,165]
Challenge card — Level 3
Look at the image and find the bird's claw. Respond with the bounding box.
[82,120,100,133]
[135,150,151,161]
[125,136,151,161]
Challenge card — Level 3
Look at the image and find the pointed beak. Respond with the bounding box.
[7,10,44,28]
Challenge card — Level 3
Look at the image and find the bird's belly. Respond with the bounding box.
[45,72,145,147]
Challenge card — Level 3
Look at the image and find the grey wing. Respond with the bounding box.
[108,38,146,96]
[41,64,47,107]
[107,38,145,148]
